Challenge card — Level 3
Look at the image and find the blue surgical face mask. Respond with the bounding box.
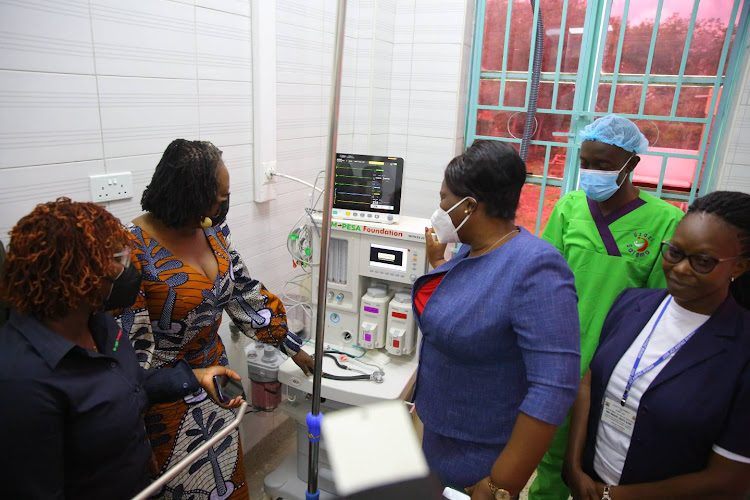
[578,155,634,202]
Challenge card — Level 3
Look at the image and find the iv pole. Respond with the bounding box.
[307,0,347,498]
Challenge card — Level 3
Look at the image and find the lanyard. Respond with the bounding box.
[621,296,699,406]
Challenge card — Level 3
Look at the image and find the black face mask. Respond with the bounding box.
[213,195,230,226]
[104,265,143,311]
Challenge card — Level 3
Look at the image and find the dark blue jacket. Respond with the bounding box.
[583,288,750,484]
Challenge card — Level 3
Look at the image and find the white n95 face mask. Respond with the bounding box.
[430,196,474,244]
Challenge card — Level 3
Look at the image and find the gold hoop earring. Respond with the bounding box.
[200,217,213,229]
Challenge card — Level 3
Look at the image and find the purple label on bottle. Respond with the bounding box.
[364,306,379,314]
[364,334,372,341]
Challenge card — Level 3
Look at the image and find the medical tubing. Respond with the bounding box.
[273,172,324,192]
[519,0,544,162]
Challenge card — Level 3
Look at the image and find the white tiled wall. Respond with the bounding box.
[717,51,750,194]
[4,0,747,297]
[0,0,254,255]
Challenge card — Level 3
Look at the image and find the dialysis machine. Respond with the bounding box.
[262,154,431,499]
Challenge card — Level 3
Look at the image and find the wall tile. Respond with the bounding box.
[374,0,397,44]
[414,0,465,45]
[225,200,271,261]
[275,136,326,197]
[388,89,411,136]
[0,70,103,168]
[410,43,462,92]
[394,0,416,44]
[335,85,357,136]
[0,160,106,244]
[199,80,253,146]
[372,39,394,89]
[337,133,354,153]
[222,143,254,203]
[369,133,389,155]
[195,0,250,17]
[277,83,325,140]
[388,133,408,158]
[400,176,439,219]
[371,87,391,135]
[104,153,161,224]
[391,43,413,90]
[91,0,196,79]
[197,7,252,81]
[277,0,325,32]
[0,0,94,74]
[405,135,455,182]
[408,90,458,139]
[353,86,372,135]
[277,23,325,85]
[98,76,199,158]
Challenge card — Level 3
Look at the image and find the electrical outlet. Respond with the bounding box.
[89,172,134,202]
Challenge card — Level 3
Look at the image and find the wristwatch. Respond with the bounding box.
[602,485,614,500]
[487,480,512,500]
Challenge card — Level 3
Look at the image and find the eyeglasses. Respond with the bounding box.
[113,247,132,269]
[660,241,741,274]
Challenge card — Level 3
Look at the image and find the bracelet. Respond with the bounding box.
[601,485,614,500]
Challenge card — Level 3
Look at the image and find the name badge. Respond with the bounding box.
[601,397,637,437]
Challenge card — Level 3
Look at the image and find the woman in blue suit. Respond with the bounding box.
[415,140,581,499]
[564,191,750,499]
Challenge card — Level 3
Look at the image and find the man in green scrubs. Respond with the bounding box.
[529,115,684,500]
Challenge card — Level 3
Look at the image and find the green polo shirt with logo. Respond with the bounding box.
[542,189,684,374]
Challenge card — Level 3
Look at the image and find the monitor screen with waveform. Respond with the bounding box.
[332,154,403,222]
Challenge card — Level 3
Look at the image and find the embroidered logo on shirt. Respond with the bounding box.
[626,232,653,258]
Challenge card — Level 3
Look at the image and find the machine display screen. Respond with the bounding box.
[369,244,406,272]
[333,154,403,215]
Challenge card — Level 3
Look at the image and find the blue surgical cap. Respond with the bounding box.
[579,115,649,154]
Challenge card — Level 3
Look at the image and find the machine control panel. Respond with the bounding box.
[359,235,426,285]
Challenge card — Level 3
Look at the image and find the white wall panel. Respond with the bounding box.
[91,0,196,79]
[414,0,465,45]
[408,90,458,139]
[0,0,94,75]
[196,0,250,17]
[277,23,325,85]
[197,7,252,81]
[277,83,325,140]
[98,76,199,158]
[199,80,253,146]
[277,0,325,31]
[0,71,102,168]
[0,160,105,245]
[104,153,160,224]
[222,143,255,203]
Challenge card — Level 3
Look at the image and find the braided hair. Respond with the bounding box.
[141,139,223,228]
[688,191,750,309]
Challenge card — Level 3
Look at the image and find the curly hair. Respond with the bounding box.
[0,198,128,320]
[141,139,223,228]
[688,191,750,310]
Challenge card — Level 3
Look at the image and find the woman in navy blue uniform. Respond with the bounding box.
[564,191,750,499]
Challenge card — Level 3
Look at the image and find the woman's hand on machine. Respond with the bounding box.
[425,227,447,269]
[193,366,245,409]
[292,350,315,376]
